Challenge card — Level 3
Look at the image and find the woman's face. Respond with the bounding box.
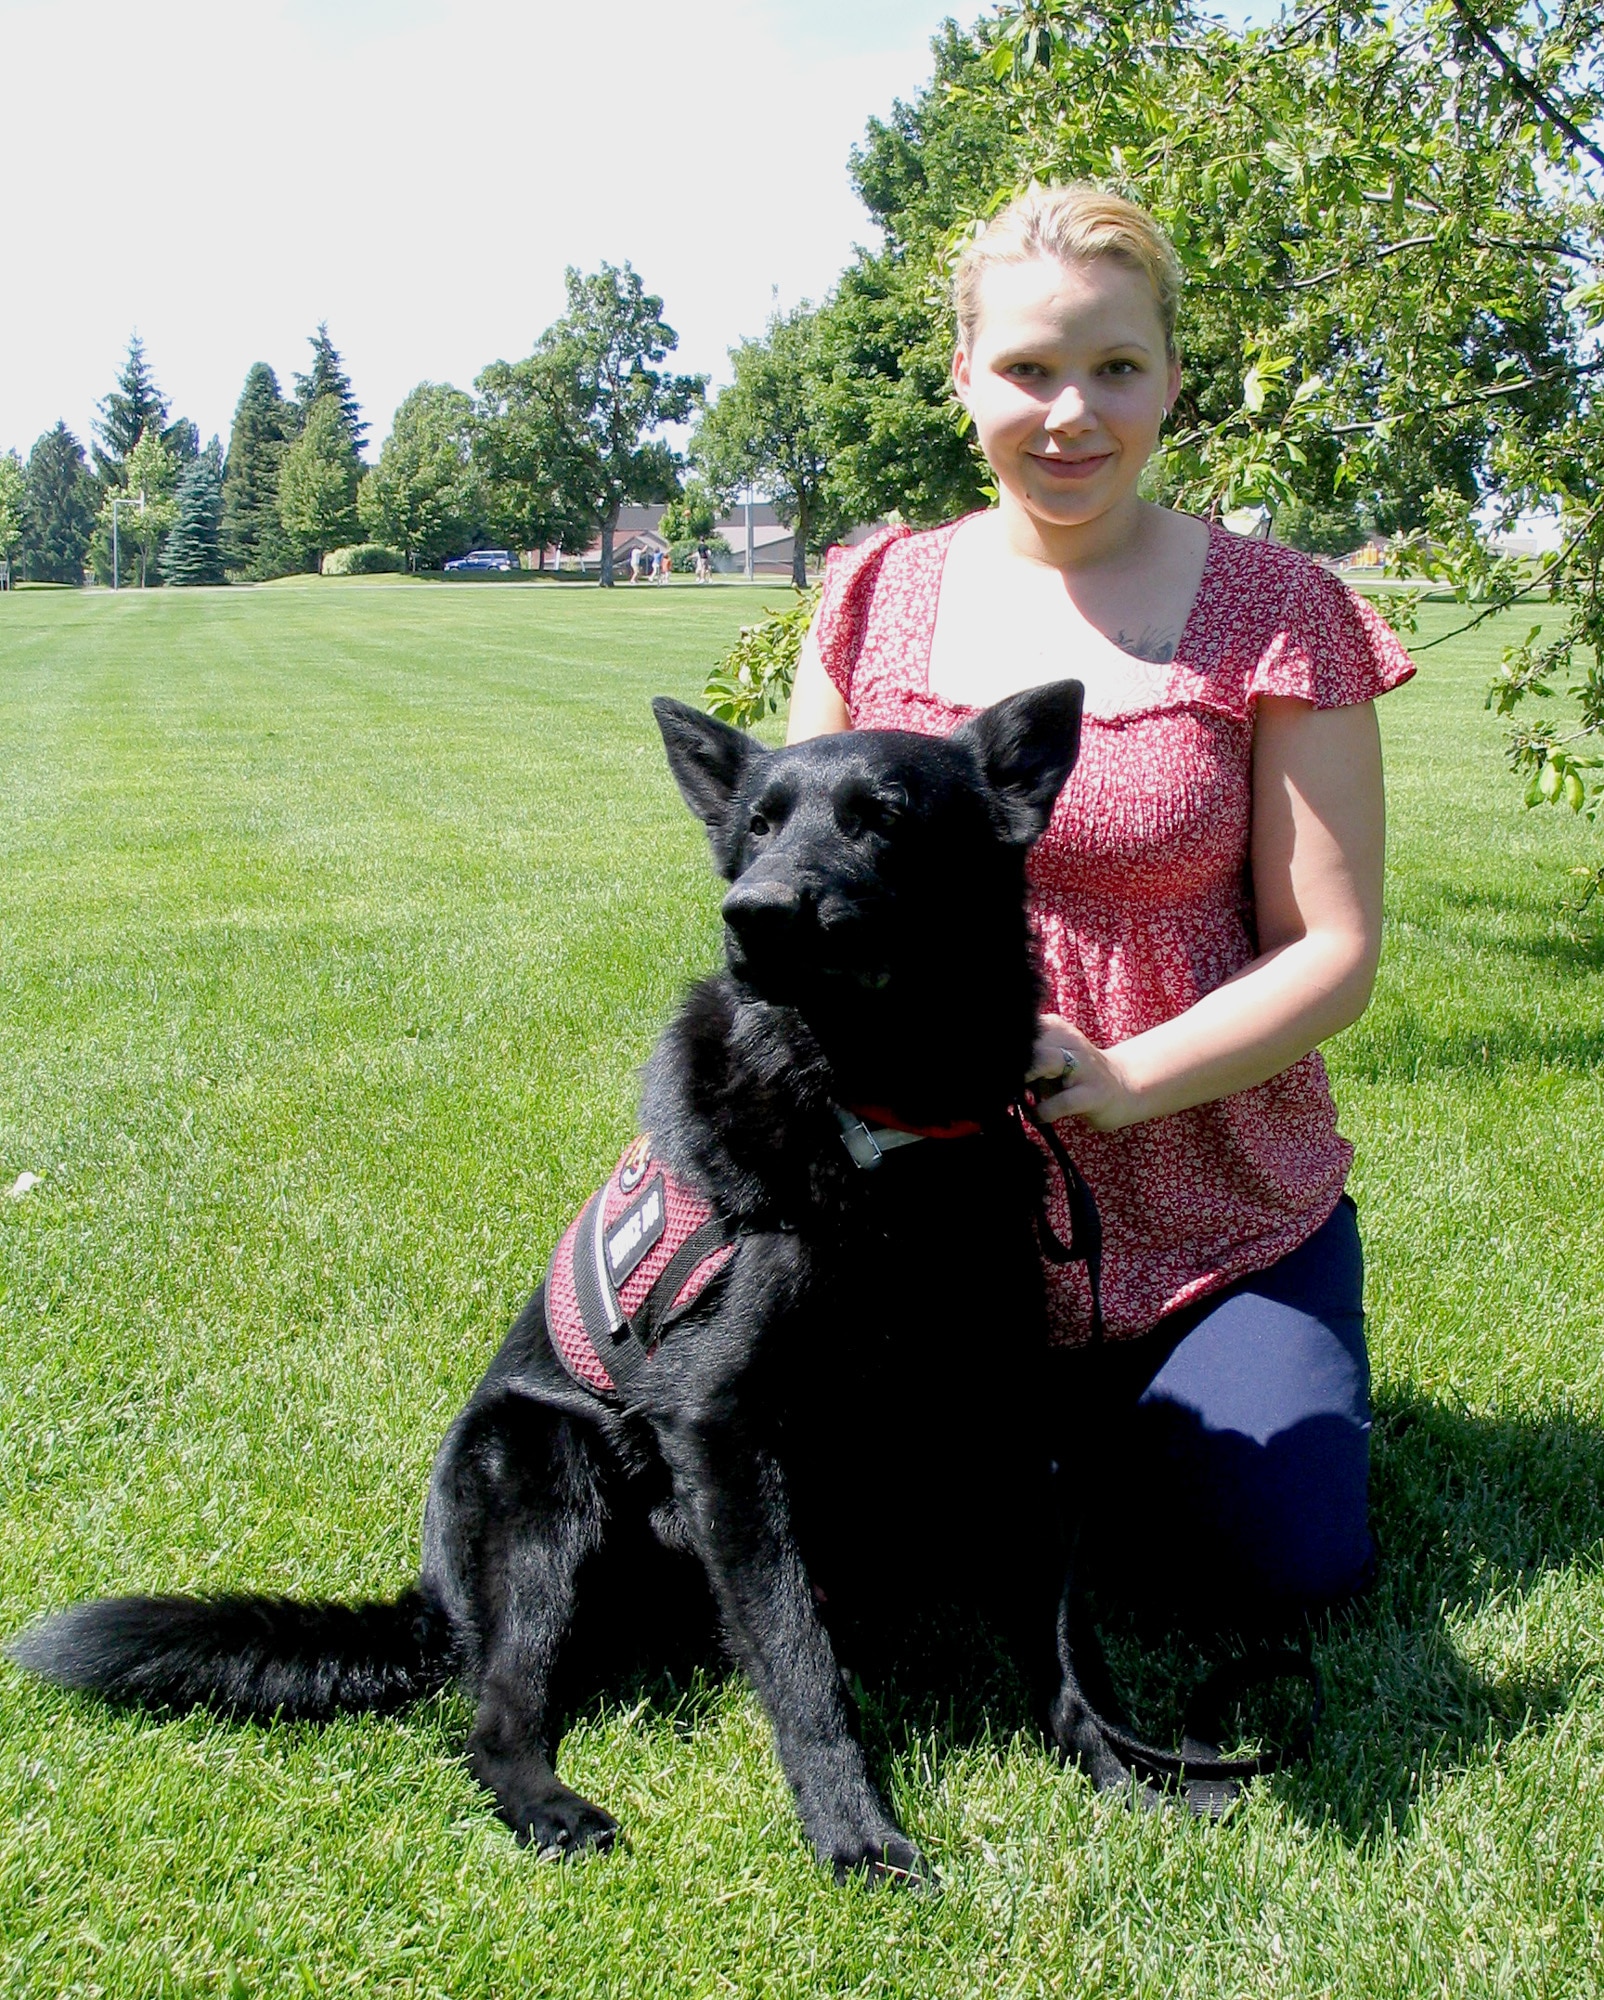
[952,254,1180,537]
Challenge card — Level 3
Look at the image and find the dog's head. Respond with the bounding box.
[651,686,1083,1023]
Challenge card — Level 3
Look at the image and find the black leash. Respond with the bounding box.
[1012,1104,1323,1803]
[1014,1094,1105,1342]
[1083,1630,1323,1811]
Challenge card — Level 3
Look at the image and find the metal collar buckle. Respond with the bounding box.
[834,1106,926,1172]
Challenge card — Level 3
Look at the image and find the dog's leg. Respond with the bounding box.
[423,1394,619,1857]
[658,1415,930,1886]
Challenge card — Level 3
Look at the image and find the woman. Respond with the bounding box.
[786,184,1414,1626]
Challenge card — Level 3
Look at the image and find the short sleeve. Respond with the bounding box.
[813,526,913,703]
[1249,556,1416,709]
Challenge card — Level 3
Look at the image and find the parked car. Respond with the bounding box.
[444,549,514,572]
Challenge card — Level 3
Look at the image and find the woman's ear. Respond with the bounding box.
[1165,352,1182,414]
[951,343,972,407]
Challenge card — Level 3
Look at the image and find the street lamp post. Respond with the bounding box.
[743,484,754,583]
[110,489,146,591]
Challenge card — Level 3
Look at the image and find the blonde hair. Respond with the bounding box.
[953,183,1183,357]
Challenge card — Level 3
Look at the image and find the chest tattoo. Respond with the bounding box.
[1113,626,1180,665]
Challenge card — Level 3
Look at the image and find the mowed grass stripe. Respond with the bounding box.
[1,581,1601,1998]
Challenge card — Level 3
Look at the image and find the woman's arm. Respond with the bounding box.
[1034,694,1385,1130]
[786,628,852,741]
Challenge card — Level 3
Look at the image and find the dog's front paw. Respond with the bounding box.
[506,1785,620,1859]
[822,1824,934,1890]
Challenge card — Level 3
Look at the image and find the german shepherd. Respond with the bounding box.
[12,684,1130,1884]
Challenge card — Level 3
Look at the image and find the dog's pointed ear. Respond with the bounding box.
[652,697,762,835]
[954,681,1084,846]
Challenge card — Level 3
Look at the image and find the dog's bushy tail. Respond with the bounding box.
[7,1587,455,1723]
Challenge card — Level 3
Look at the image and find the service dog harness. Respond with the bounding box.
[544,1099,1103,1402]
[544,1135,736,1398]
[539,1108,1313,1804]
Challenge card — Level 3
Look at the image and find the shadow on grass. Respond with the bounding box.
[550,1389,1604,1853]
[1271,1390,1604,1842]
[12,1394,1594,1863]
[1391,877,1604,974]
[1339,1014,1604,1079]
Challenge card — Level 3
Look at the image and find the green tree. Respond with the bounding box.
[660,478,720,545]
[222,363,298,578]
[162,440,226,586]
[0,451,24,574]
[96,426,179,587]
[695,306,847,587]
[94,335,197,488]
[359,383,481,569]
[472,359,597,562]
[20,425,96,584]
[294,323,367,459]
[278,395,361,569]
[821,3,1574,535]
[806,0,1600,899]
[494,264,706,585]
[1273,498,1366,559]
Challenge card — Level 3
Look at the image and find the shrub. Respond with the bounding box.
[671,533,732,572]
[322,543,406,576]
[704,585,819,727]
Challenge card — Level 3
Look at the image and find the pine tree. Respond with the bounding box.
[293,324,366,459]
[278,396,361,569]
[221,363,297,577]
[162,441,226,586]
[21,425,96,583]
[94,335,196,488]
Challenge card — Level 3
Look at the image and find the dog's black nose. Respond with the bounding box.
[722,878,805,941]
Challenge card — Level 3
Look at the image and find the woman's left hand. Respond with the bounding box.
[1029,1014,1141,1131]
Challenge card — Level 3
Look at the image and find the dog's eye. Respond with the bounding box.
[748,813,770,837]
[845,795,901,837]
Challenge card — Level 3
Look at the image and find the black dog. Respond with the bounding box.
[12,684,1131,1884]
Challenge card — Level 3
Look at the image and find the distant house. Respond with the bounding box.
[570,503,885,581]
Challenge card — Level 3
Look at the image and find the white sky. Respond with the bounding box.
[1,0,950,462]
[2,0,1270,465]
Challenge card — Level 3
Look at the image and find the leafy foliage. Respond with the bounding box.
[471,357,597,560]
[479,263,705,585]
[660,478,721,545]
[94,425,178,587]
[294,323,367,460]
[0,451,24,566]
[694,308,848,587]
[704,586,820,727]
[321,542,407,576]
[358,384,481,569]
[93,334,197,489]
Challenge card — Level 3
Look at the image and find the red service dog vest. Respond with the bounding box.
[544,1136,736,1398]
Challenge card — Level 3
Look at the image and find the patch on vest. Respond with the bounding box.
[544,1137,734,1397]
[605,1174,665,1287]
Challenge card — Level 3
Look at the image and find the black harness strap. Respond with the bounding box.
[628,1216,736,1352]
[553,1194,735,1399]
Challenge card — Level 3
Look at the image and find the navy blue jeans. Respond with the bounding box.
[1056,1196,1373,1627]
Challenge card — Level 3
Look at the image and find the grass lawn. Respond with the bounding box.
[1,576,1601,1998]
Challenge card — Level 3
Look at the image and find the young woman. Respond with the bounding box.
[787,184,1414,1626]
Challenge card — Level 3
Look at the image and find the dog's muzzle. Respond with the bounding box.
[721,878,886,995]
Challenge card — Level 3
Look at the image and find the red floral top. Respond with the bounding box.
[815,517,1415,1344]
